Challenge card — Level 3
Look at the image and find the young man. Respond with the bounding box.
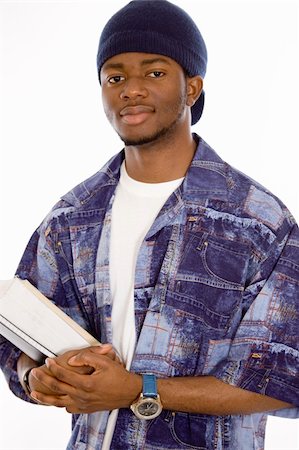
[1,1,298,449]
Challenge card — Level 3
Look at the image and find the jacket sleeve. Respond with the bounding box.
[0,209,66,402]
[211,220,299,417]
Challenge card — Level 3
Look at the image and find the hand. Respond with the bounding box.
[28,350,90,401]
[30,344,120,404]
[30,347,142,413]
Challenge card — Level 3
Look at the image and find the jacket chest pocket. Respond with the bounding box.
[168,232,249,333]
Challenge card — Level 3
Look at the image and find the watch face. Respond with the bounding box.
[131,395,163,420]
[137,400,160,417]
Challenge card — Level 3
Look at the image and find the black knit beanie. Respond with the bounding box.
[97,0,208,125]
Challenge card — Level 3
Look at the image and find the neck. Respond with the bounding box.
[124,129,196,183]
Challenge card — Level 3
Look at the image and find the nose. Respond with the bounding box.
[120,76,148,100]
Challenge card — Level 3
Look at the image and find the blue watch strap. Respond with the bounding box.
[142,374,158,398]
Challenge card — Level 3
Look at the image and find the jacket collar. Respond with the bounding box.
[61,134,229,209]
[182,134,228,203]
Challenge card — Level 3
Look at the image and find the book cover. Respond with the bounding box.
[0,277,100,361]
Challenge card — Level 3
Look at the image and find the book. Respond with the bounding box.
[0,277,100,362]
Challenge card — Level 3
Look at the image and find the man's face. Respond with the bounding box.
[100,52,191,146]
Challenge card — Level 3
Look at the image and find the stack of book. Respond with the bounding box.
[0,277,100,362]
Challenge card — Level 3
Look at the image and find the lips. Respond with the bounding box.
[119,105,154,125]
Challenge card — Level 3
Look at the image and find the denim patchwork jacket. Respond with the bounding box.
[1,135,298,449]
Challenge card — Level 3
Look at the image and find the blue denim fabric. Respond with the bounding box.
[1,135,298,449]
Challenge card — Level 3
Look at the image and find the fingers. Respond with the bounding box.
[66,347,99,367]
[97,346,122,364]
[29,389,101,414]
[88,344,117,359]
[31,365,77,396]
[51,345,121,371]
[28,365,61,396]
[67,347,113,369]
[30,391,68,407]
[45,358,103,390]
[30,345,123,414]
[30,391,71,408]
[54,350,94,375]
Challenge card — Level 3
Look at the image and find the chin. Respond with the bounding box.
[121,135,157,146]
[118,123,178,147]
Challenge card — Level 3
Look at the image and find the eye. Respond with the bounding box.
[147,71,165,78]
[107,75,125,84]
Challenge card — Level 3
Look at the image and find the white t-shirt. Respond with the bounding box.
[102,161,184,449]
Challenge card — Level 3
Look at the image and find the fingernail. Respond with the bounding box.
[45,358,51,368]
[68,356,76,364]
[30,391,38,400]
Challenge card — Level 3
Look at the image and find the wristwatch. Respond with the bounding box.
[130,373,163,420]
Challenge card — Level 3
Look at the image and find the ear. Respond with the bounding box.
[186,75,203,107]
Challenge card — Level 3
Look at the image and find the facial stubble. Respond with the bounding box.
[116,90,188,147]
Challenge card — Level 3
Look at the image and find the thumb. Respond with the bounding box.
[89,345,122,362]
[67,346,105,366]
[67,349,109,369]
[89,344,114,355]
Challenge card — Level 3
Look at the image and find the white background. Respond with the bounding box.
[0,0,298,449]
